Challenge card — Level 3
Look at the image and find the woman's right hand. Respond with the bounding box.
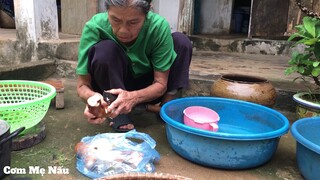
[84,104,107,124]
[85,93,110,124]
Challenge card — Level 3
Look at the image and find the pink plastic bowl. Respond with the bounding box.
[183,106,220,132]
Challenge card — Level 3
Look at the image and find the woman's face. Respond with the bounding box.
[108,6,146,45]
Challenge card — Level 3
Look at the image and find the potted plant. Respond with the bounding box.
[285,12,320,118]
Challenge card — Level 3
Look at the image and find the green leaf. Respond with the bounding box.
[298,66,305,74]
[316,22,320,38]
[305,46,314,52]
[295,25,305,32]
[288,60,295,65]
[285,66,298,75]
[303,66,313,75]
[315,42,320,59]
[302,53,313,60]
[303,16,316,38]
[291,51,300,58]
[312,67,320,77]
[301,59,313,66]
[293,39,311,47]
[289,52,299,59]
[288,33,299,42]
[313,62,320,67]
[299,32,313,40]
[304,38,318,46]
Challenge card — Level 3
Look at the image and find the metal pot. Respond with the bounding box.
[0,120,25,178]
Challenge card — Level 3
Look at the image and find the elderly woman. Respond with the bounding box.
[76,0,192,132]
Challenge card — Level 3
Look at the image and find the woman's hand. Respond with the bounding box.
[105,89,138,118]
[104,70,170,118]
[77,75,109,124]
[85,93,112,124]
[84,105,107,124]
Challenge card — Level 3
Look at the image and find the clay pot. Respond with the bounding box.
[210,74,277,107]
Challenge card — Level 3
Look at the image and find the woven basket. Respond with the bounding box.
[0,80,56,132]
[98,173,192,180]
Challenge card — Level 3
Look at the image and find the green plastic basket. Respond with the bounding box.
[0,80,56,132]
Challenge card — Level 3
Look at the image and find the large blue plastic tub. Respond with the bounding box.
[160,97,289,169]
[291,117,320,180]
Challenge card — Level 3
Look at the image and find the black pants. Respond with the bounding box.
[88,32,192,103]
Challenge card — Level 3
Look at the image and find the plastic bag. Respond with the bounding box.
[75,130,160,179]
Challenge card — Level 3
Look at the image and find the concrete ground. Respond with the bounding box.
[0,29,309,180]
[6,78,302,180]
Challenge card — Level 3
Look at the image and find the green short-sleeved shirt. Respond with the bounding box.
[76,11,177,78]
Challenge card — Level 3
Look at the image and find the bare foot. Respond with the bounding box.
[146,104,161,113]
[146,93,178,114]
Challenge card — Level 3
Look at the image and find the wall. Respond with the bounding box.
[197,0,233,34]
[156,0,180,32]
[61,0,98,35]
[97,0,180,32]
[98,0,106,12]
[35,0,59,40]
[177,0,194,35]
[287,0,320,34]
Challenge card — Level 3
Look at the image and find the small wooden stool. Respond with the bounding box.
[42,79,65,109]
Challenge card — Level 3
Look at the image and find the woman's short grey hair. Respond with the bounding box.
[105,0,152,14]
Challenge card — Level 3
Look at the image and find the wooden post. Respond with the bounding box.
[177,0,194,35]
[14,0,59,41]
[13,0,59,61]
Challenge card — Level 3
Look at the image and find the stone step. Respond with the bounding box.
[0,59,56,80]
[189,35,292,56]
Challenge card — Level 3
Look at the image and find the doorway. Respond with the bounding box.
[231,0,251,34]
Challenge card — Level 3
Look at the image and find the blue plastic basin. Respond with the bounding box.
[160,97,289,169]
[291,117,320,180]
